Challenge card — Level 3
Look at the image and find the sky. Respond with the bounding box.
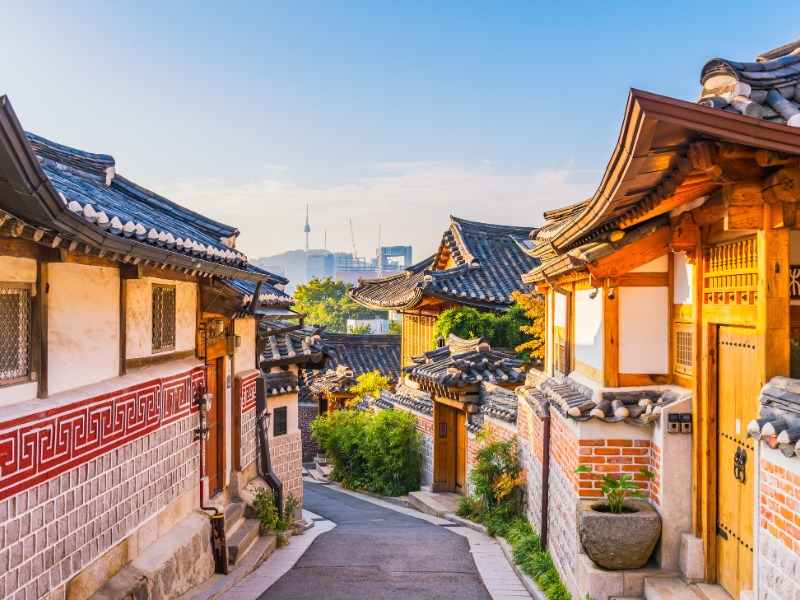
[2,2,799,262]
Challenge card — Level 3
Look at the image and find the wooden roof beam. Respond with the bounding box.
[586,225,671,279]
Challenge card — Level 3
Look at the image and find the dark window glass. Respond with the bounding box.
[273,406,287,437]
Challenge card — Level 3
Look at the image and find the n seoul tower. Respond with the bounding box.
[304,204,311,253]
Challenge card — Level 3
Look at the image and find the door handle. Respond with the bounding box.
[733,446,747,484]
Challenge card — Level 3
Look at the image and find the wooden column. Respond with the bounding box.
[691,226,705,537]
[603,282,619,388]
[35,257,48,399]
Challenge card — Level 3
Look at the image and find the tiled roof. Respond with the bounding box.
[404,334,525,388]
[323,333,401,381]
[263,371,299,397]
[259,326,328,369]
[480,383,518,424]
[350,217,539,310]
[308,365,355,395]
[224,266,293,309]
[371,386,434,416]
[748,376,800,458]
[699,40,800,126]
[27,132,253,268]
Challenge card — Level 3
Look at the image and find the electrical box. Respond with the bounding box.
[227,334,242,356]
[680,413,692,434]
[668,413,681,434]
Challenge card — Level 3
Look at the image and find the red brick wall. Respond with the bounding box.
[760,459,800,554]
[298,403,319,463]
[574,439,654,501]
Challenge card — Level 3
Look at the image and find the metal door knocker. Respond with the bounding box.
[733,447,747,484]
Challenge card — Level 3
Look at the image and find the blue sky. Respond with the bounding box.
[2,2,799,261]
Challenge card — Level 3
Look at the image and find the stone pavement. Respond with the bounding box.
[231,480,530,600]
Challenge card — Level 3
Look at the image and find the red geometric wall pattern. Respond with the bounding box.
[0,367,205,501]
[240,372,258,413]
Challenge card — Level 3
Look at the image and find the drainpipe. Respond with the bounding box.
[541,400,551,551]
[248,281,264,314]
[195,381,229,574]
[256,376,284,519]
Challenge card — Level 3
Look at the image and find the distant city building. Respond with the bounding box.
[261,264,287,279]
[347,313,401,334]
[335,246,413,284]
[306,249,334,281]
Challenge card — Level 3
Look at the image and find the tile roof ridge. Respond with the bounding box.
[449,215,534,237]
[25,132,115,176]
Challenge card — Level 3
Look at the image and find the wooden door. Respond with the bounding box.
[434,404,456,492]
[455,411,467,494]
[716,326,756,596]
[205,357,224,494]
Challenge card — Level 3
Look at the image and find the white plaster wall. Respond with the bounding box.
[233,317,257,375]
[673,252,693,305]
[48,263,120,395]
[267,380,300,439]
[574,289,603,371]
[0,257,38,404]
[619,287,669,374]
[554,292,567,328]
[0,256,37,282]
[126,278,197,359]
[631,255,669,273]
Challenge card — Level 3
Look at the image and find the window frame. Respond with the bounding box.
[673,322,693,377]
[273,406,288,437]
[151,284,177,354]
[0,282,33,386]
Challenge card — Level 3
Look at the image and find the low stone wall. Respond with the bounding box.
[0,364,206,600]
[270,431,304,509]
[758,455,800,600]
[298,402,319,463]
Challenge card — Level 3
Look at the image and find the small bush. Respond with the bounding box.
[311,408,422,496]
[252,489,301,546]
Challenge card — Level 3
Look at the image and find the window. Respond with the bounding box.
[152,285,176,352]
[0,284,32,383]
[273,406,287,437]
[674,323,693,377]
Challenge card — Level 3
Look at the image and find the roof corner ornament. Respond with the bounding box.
[105,166,115,186]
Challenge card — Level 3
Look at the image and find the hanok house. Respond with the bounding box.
[301,332,400,462]
[349,217,539,367]
[369,335,525,494]
[0,96,293,600]
[515,40,800,600]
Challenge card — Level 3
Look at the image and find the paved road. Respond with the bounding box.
[257,482,491,600]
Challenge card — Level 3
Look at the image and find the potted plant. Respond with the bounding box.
[573,465,661,570]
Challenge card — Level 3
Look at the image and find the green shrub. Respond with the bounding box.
[468,430,525,518]
[252,489,301,547]
[310,408,422,496]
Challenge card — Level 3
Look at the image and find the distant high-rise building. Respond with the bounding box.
[304,204,311,253]
[307,249,334,281]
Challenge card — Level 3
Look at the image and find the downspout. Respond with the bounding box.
[541,400,551,550]
[195,380,228,574]
[256,376,284,519]
[248,281,264,314]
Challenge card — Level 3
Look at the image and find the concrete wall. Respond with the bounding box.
[0,361,205,600]
[126,278,196,359]
[0,256,38,405]
[47,263,120,395]
[574,289,603,374]
[618,287,669,374]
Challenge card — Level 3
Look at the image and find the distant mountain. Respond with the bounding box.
[252,249,307,294]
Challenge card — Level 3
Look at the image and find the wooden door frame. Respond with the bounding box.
[205,335,228,496]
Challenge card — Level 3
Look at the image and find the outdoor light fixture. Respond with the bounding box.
[212,318,226,336]
[607,287,616,300]
[589,288,599,300]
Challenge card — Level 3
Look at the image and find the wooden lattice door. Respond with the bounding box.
[715,326,756,596]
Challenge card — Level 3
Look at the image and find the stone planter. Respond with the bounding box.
[576,499,661,570]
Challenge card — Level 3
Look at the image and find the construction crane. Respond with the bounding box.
[349,219,358,260]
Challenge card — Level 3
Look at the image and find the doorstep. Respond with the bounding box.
[407,490,461,517]
[578,554,678,600]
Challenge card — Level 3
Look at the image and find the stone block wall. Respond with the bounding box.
[238,371,259,472]
[758,455,800,600]
[517,397,544,533]
[270,431,304,509]
[298,402,319,462]
[0,365,205,600]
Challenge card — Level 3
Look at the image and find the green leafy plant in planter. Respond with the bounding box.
[253,488,300,547]
[573,465,654,513]
[573,465,661,570]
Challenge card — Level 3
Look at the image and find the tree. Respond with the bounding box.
[293,277,385,333]
[350,323,372,334]
[388,320,401,335]
[510,290,545,362]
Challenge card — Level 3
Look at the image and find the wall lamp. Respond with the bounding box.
[588,288,599,300]
[607,287,616,301]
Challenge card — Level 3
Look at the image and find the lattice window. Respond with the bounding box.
[152,285,176,352]
[0,284,32,383]
[555,336,567,375]
[674,323,693,377]
[273,406,287,436]
[703,237,757,306]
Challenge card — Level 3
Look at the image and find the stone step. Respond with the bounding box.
[644,578,706,600]
[318,464,332,477]
[226,518,260,565]
[224,502,246,533]
[408,491,460,518]
[308,468,328,482]
[694,584,735,600]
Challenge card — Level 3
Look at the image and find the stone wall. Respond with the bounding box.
[0,363,206,600]
[270,431,304,509]
[517,397,544,533]
[758,455,800,600]
[298,402,319,462]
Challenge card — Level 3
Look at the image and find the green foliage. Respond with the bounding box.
[347,370,391,406]
[388,320,401,334]
[468,430,525,518]
[253,489,300,546]
[294,277,385,333]
[349,323,372,334]
[574,465,655,514]
[432,302,540,360]
[310,408,422,496]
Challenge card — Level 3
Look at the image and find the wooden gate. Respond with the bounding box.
[456,411,467,493]
[205,356,225,495]
[434,403,467,494]
[715,325,756,596]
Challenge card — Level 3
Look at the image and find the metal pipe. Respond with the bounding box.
[256,377,284,519]
[248,281,264,314]
[194,379,228,574]
[541,400,551,551]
